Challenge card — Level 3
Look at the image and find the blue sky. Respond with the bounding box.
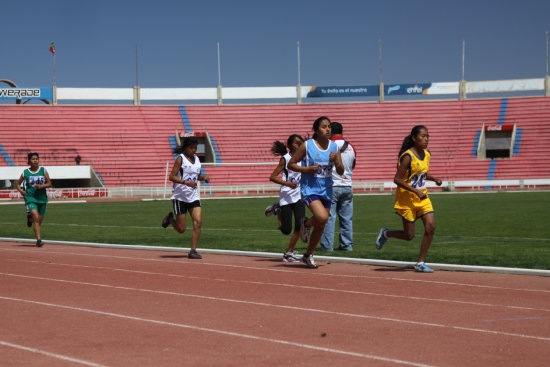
[2,0,549,89]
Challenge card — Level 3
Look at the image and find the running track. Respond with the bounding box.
[1,241,549,366]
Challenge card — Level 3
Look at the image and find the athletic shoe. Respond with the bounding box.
[300,217,311,243]
[283,251,302,262]
[302,254,318,269]
[36,240,44,248]
[375,228,388,250]
[27,214,33,227]
[161,212,174,228]
[265,202,280,216]
[414,262,434,273]
[188,250,202,259]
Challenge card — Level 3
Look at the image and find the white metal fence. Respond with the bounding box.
[2,179,549,201]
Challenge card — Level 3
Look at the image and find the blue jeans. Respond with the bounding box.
[320,186,354,251]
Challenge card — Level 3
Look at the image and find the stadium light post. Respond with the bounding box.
[217,42,223,105]
[545,31,549,96]
[52,44,57,105]
[134,43,141,106]
[378,39,384,102]
[459,38,467,100]
[297,41,302,104]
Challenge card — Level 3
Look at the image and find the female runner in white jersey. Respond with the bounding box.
[288,117,344,268]
[162,137,210,259]
[267,134,306,262]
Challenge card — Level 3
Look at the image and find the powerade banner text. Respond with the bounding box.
[0,88,53,99]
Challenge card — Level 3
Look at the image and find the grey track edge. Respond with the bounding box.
[2,237,549,277]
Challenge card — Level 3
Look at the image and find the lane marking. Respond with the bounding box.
[0,296,436,367]
[5,259,550,313]
[2,246,550,294]
[0,340,109,367]
[484,317,541,322]
[0,222,283,233]
[2,272,550,342]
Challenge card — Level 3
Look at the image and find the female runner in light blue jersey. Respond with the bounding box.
[288,117,344,268]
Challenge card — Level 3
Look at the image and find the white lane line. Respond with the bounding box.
[2,246,549,294]
[0,340,109,367]
[6,259,550,313]
[0,296,436,367]
[0,222,282,233]
[484,317,541,322]
[2,272,550,342]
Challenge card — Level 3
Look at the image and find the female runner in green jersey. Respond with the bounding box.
[17,152,52,247]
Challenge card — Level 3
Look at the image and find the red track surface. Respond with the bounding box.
[1,241,549,366]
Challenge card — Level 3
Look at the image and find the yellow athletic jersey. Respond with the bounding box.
[394,149,431,210]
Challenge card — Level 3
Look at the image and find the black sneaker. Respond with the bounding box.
[376,228,388,250]
[36,240,44,248]
[27,214,33,227]
[265,202,280,216]
[161,212,174,228]
[188,250,202,259]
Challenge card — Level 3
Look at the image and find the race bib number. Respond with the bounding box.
[29,176,45,187]
[411,173,427,190]
[314,162,332,178]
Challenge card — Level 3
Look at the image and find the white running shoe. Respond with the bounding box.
[302,254,318,269]
[283,251,302,262]
[414,262,434,273]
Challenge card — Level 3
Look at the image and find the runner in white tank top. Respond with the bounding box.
[268,135,306,263]
[162,137,210,259]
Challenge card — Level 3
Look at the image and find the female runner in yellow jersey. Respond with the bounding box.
[376,125,442,273]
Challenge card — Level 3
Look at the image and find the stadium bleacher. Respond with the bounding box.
[0,106,182,187]
[1,96,549,188]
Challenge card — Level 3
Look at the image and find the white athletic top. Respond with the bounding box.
[171,154,201,203]
[279,153,301,206]
[332,138,356,187]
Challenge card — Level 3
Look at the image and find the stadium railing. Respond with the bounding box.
[3,179,549,201]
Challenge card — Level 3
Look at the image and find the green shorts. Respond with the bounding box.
[26,202,47,216]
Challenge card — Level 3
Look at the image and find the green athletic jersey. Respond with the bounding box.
[23,167,48,204]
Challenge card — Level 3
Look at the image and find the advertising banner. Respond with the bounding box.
[466,78,544,93]
[306,83,453,97]
[0,88,53,100]
[485,124,514,131]
[306,85,379,98]
[424,82,459,95]
[0,188,107,199]
[385,83,432,95]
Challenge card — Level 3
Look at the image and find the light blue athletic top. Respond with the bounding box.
[300,139,338,201]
